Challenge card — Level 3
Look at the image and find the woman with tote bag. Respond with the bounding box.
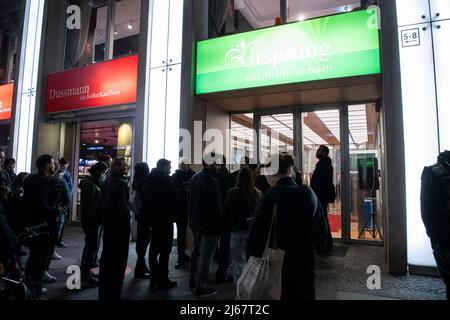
[240,152,328,300]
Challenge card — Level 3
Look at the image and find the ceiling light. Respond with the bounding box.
[128,24,133,29]
[114,31,118,35]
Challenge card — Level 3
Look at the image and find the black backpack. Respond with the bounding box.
[420,163,450,248]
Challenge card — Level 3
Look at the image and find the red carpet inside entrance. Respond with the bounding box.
[328,214,341,233]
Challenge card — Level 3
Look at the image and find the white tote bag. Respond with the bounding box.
[236,204,285,300]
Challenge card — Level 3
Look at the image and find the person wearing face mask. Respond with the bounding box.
[247,152,328,300]
[98,157,131,300]
[79,161,108,289]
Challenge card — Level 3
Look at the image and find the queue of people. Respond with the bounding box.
[0,145,341,301]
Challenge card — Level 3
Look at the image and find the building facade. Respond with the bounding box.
[1,0,449,276]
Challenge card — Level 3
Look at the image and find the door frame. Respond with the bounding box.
[70,114,136,222]
[247,101,383,245]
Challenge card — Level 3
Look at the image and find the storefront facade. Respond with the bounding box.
[2,0,449,275]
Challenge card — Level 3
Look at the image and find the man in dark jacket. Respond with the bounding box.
[421,150,450,300]
[189,153,223,297]
[79,161,107,288]
[98,157,130,301]
[22,154,59,299]
[171,158,195,269]
[214,158,236,284]
[310,145,334,253]
[143,159,178,289]
[247,152,328,300]
[43,168,71,283]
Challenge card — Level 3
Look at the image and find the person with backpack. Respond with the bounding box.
[79,161,108,288]
[22,155,60,299]
[130,162,151,279]
[421,150,450,300]
[310,145,334,253]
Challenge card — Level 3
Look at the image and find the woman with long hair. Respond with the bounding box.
[223,166,262,286]
[131,162,151,279]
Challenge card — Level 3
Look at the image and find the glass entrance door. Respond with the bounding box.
[299,109,343,239]
[252,103,383,244]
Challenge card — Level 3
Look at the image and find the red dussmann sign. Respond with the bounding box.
[0,83,13,121]
[46,55,138,113]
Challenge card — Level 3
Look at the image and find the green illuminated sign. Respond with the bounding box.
[196,10,381,94]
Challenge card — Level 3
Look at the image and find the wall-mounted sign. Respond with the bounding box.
[0,83,13,121]
[46,55,138,113]
[401,28,421,47]
[196,10,381,95]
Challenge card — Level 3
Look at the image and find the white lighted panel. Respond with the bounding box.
[145,0,184,166]
[396,0,440,267]
[13,0,45,173]
[433,20,450,151]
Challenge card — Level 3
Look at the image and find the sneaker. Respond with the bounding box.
[51,252,62,260]
[194,287,218,298]
[43,271,57,283]
[57,242,68,248]
[134,270,151,279]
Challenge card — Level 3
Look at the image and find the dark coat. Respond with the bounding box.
[171,169,196,222]
[0,207,20,267]
[189,168,223,235]
[255,174,271,194]
[223,187,262,232]
[310,156,333,206]
[421,152,450,250]
[142,168,177,225]
[80,176,102,229]
[22,173,60,244]
[247,177,328,299]
[100,173,130,225]
[215,168,236,205]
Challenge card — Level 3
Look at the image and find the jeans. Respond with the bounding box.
[25,243,52,296]
[57,212,65,244]
[98,221,130,300]
[230,231,247,286]
[190,232,218,289]
[433,247,450,300]
[80,227,100,280]
[149,222,174,282]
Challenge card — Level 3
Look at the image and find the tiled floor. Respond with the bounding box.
[32,225,447,300]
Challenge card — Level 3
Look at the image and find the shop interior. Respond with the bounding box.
[229,103,383,242]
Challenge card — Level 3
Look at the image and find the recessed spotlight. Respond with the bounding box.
[128,24,133,29]
[298,16,305,21]
[114,31,118,35]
